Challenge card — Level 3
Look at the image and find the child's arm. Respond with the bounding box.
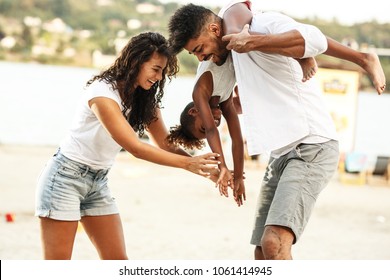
[220,94,246,206]
[193,72,233,196]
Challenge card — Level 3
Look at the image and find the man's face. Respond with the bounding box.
[184,24,229,66]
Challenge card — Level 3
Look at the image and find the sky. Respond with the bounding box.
[160,0,390,25]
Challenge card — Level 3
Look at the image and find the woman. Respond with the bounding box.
[35,32,219,260]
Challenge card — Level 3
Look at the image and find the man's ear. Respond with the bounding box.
[208,23,221,36]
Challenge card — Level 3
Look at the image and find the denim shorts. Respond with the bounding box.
[35,150,118,221]
[250,140,339,245]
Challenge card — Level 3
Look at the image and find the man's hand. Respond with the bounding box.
[222,24,251,53]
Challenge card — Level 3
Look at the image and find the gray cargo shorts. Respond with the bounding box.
[250,140,339,245]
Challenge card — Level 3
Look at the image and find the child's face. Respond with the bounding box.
[191,107,222,140]
[135,51,167,90]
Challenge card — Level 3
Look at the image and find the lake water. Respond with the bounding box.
[0,61,194,146]
[1,61,389,158]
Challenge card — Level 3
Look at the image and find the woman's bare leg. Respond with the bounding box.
[40,217,78,259]
[81,214,128,260]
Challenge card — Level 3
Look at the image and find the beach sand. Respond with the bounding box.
[1,145,389,260]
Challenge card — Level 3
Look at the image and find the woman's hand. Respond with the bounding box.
[186,152,220,177]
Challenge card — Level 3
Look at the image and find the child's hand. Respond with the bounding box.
[208,169,245,183]
[216,166,233,197]
[233,178,246,206]
[206,167,220,183]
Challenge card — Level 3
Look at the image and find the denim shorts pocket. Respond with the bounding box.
[295,143,324,163]
[57,162,81,179]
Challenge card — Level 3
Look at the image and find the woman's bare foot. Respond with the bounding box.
[297,57,318,82]
[361,53,386,94]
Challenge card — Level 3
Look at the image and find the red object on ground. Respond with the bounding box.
[5,213,14,222]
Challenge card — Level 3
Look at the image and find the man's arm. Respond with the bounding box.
[224,24,306,58]
[222,7,327,58]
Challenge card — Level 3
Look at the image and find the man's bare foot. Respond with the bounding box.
[361,53,386,94]
[297,57,318,82]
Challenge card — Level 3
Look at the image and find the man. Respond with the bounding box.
[168,1,340,260]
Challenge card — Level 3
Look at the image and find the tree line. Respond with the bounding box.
[0,0,389,90]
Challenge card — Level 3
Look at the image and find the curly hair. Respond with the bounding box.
[168,4,217,54]
[86,32,179,137]
[166,102,205,150]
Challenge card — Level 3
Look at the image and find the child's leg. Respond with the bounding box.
[324,37,386,94]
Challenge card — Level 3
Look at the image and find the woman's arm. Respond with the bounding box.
[89,97,219,176]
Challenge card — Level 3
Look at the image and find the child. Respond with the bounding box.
[167,53,246,206]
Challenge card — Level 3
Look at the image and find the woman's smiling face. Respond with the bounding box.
[136,51,168,90]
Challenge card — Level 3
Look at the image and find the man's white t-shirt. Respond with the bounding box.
[220,0,338,156]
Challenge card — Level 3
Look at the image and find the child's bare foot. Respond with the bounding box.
[361,52,386,94]
[297,57,318,82]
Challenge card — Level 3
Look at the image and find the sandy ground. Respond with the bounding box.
[1,144,390,260]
